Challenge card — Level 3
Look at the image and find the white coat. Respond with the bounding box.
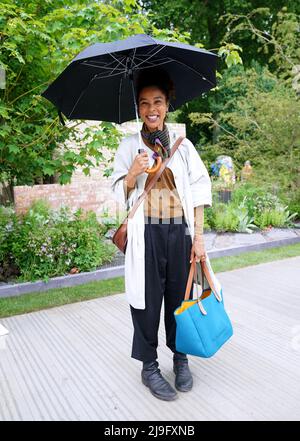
[111,132,221,309]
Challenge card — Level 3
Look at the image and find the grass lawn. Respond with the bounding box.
[0,241,299,319]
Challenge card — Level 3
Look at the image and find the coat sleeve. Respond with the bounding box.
[110,137,138,210]
[185,138,212,208]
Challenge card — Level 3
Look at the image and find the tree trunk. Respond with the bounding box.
[0,181,14,205]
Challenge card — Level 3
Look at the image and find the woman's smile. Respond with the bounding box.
[146,114,159,123]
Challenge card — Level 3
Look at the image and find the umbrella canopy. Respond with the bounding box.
[41,34,218,124]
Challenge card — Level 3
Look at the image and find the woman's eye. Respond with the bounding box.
[139,101,163,106]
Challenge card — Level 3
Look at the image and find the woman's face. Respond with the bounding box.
[138,86,169,132]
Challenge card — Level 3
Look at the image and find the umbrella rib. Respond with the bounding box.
[94,71,124,80]
[81,62,125,72]
[110,57,127,76]
[82,59,118,66]
[131,56,172,68]
[133,45,166,69]
[134,59,173,71]
[118,75,123,124]
[132,51,165,58]
[82,56,127,72]
[109,52,127,68]
[82,54,172,81]
[139,45,163,58]
[130,47,137,69]
[68,75,98,118]
[82,57,126,70]
[171,59,215,87]
[82,53,128,77]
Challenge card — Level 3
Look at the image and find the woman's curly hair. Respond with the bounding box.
[136,68,176,103]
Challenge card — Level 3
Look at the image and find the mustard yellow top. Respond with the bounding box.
[125,167,204,235]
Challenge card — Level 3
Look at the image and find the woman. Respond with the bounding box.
[111,68,212,401]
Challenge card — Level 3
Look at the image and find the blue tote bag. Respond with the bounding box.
[174,259,233,358]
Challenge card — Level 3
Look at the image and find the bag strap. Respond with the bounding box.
[127,136,184,219]
[184,259,217,301]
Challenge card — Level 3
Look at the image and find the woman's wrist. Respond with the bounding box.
[125,169,137,185]
[127,169,137,179]
[124,170,137,198]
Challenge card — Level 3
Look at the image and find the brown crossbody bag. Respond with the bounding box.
[112,136,184,254]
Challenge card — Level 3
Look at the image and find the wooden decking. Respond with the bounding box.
[0,256,300,421]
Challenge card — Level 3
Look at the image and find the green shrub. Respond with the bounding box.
[209,183,298,232]
[0,205,19,281]
[0,206,15,261]
[97,207,119,235]
[213,203,239,232]
[8,200,116,282]
[254,207,298,229]
[286,189,300,221]
[204,207,213,231]
[232,183,279,215]
[288,202,300,221]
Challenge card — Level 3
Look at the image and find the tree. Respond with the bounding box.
[221,7,300,83]
[139,0,300,67]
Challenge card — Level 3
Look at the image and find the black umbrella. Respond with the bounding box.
[42,33,217,118]
[41,33,218,150]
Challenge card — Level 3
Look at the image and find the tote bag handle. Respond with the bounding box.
[184,258,220,302]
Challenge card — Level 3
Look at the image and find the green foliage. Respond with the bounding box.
[202,181,299,233]
[98,207,119,231]
[232,182,298,227]
[218,43,243,68]
[189,63,300,204]
[286,188,300,220]
[213,203,239,232]
[140,1,300,66]
[231,183,283,217]
[0,0,129,192]
[254,207,298,228]
[0,200,116,282]
[221,7,300,80]
[203,207,213,232]
[144,4,299,219]
[208,197,297,232]
[208,199,257,234]
[0,205,17,271]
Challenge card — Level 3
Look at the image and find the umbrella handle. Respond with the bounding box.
[146,156,162,174]
[138,148,162,174]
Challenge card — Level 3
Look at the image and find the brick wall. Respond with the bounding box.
[13,121,186,220]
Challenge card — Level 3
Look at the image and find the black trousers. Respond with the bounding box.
[130,215,193,362]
